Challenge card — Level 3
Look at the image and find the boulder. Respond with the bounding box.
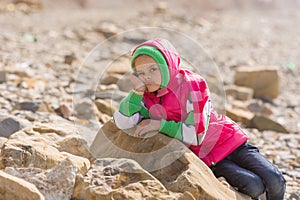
[72,158,185,200]
[234,66,279,99]
[4,158,77,200]
[1,132,67,169]
[0,170,44,200]
[249,115,289,133]
[90,120,251,200]
[1,122,92,169]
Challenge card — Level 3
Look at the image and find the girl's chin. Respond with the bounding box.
[146,84,160,92]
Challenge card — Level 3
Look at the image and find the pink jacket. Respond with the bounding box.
[132,38,249,166]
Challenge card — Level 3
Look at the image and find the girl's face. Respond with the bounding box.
[134,55,162,92]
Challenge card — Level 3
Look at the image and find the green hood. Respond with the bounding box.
[131,46,170,88]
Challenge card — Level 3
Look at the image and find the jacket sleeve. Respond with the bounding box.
[113,91,149,130]
[158,85,212,146]
[119,91,143,116]
[191,77,211,137]
[159,97,205,146]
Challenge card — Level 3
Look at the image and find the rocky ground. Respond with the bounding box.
[0,0,299,199]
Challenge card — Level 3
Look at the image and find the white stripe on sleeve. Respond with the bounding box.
[113,111,142,130]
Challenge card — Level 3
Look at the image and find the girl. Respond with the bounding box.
[113,38,285,200]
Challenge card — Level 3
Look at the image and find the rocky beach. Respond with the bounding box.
[0,0,299,199]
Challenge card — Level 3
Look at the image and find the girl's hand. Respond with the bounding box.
[135,119,161,136]
[129,73,146,92]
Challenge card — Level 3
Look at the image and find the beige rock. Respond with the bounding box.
[0,137,7,148]
[1,122,91,169]
[234,66,279,99]
[100,73,123,85]
[95,98,117,116]
[231,100,249,110]
[106,56,131,75]
[61,152,90,175]
[1,134,66,169]
[225,85,254,100]
[5,158,77,200]
[55,134,91,159]
[72,158,182,200]
[94,22,121,38]
[0,137,8,169]
[155,1,168,13]
[250,115,289,133]
[33,121,92,155]
[98,112,112,124]
[226,108,254,126]
[153,151,250,200]
[0,170,44,200]
[32,121,77,136]
[90,120,251,200]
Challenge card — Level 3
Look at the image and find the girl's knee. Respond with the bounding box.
[265,170,286,197]
[240,176,265,199]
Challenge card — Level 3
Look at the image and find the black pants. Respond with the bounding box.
[211,142,286,200]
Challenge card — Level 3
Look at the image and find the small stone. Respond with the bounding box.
[226,108,254,126]
[0,114,31,138]
[95,99,117,116]
[225,85,254,100]
[100,73,122,85]
[55,104,71,119]
[94,22,121,38]
[64,53,76,65]
[74,98,98,120]
[16,101,41,112]
[0,71,6,83]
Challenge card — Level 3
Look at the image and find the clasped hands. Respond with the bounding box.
[134,119,161,136]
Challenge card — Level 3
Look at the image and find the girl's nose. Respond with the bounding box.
[145,74,151,80]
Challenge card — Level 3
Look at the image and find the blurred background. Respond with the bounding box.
[0,0,299,199]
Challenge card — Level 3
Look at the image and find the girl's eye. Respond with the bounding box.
[137,73,144,77]
[150,68,157,72]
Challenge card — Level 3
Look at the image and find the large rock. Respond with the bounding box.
[234,66,279,99]
[72,158,187,200]
[1,131,66,169]
[32,122,91,158]
[90,120,251,200]
[0,170,44,200]
[5,158,78,200]
[249,115,289,133]
[1,122,91,169]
